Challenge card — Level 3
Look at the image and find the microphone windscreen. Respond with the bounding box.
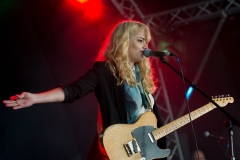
[143,48,152,57]
[203,131,210,137]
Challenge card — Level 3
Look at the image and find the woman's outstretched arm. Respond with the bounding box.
[2,87,65,110]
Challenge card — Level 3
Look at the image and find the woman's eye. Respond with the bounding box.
[138,39,143,42]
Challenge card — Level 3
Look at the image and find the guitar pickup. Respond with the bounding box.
[124,138,141,156]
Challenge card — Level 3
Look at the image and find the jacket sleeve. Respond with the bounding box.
[60,62,101,103]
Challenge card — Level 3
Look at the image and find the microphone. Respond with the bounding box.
[143,48,175,57]
[203,131,225,140]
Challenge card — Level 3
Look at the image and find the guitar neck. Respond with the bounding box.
[152,102,215,140]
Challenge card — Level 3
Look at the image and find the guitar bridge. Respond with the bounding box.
[124,138,141,157]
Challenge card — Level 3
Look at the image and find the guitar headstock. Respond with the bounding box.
[212,94,234,107]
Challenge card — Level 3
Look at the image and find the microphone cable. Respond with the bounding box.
[172,54,200,160]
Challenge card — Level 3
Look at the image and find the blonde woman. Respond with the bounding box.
[3,20,167,160]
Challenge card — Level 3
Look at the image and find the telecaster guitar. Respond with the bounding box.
[102,96,234,160]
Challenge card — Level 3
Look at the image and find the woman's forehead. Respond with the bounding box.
[131,30,145,37]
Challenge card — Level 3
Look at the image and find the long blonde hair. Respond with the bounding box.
[96,20,157,93]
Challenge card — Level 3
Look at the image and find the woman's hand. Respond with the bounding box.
[3,92,35,110]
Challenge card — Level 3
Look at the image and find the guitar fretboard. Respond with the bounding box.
[152,103,215,140]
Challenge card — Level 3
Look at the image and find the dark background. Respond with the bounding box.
[0,0,240,160]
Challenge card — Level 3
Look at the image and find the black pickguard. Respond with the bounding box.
[131,126,170,160]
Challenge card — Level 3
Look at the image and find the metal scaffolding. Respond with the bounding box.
[110,0,240,159]
[110,0,240,35]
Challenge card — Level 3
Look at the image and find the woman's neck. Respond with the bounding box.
[129,62,134,69]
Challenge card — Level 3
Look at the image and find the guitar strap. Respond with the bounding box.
[144,90,153,111]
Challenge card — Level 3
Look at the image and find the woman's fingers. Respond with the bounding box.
[3,100,17,107]
[3,92,29,109]
[3,98,26,109]
[13,103,24,110]
[17,92,26,99]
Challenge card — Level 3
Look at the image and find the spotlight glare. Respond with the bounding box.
[186,86,193,99]
[77,0,88,3]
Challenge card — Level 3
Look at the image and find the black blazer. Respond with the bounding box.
[62,61,167,159]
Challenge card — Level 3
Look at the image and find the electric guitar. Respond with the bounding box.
[102,96,234,160]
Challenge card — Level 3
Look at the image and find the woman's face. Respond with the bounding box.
[128,30,148,68]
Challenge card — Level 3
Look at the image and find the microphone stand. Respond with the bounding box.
[215,140,228,160]
[159,56,240,160]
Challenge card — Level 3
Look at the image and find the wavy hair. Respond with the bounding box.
[96,20,157,93]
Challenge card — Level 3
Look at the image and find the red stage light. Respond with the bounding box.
[77,0,88,3]
[76,0,105,21]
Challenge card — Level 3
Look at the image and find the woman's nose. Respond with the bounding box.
[143,43,148,49]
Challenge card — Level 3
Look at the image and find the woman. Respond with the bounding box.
[3,20,167,160]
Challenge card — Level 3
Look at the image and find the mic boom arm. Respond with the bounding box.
[158,56,240,127]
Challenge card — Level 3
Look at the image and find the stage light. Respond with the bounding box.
[162,49,169,53]
[76,0,105,21]
[77,0,88,3]
[158,40,183,54]
[159,41,169,51]
[186,86,193,99]
[66,0,105,21]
